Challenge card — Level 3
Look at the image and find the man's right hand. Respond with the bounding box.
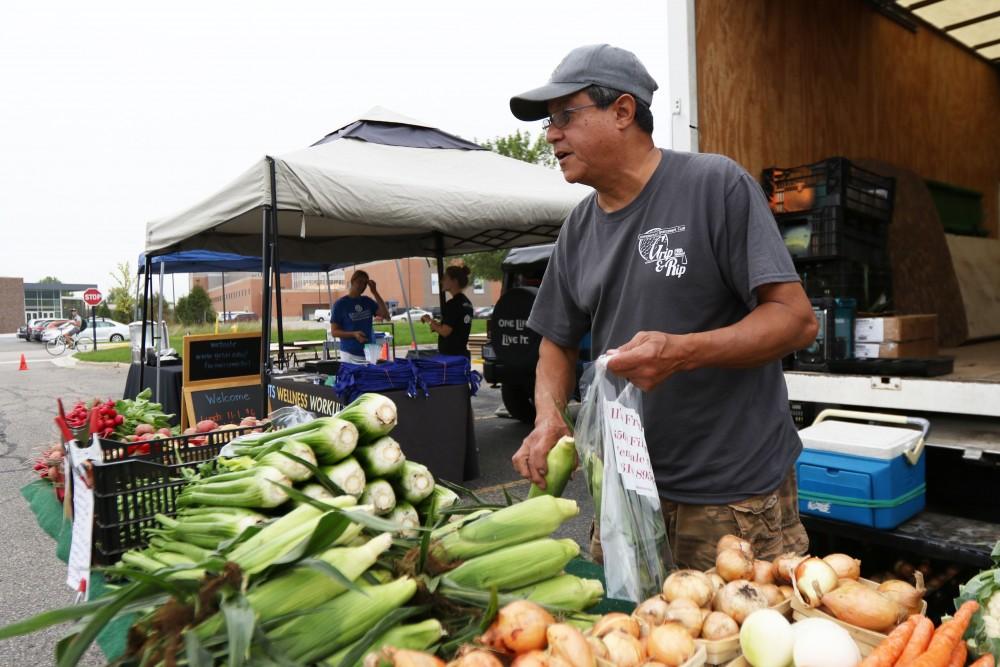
[354,331,368,344]
[512,420,569,489]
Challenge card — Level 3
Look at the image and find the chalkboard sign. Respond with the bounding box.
[185,382,263,426]
[183,333,261,386]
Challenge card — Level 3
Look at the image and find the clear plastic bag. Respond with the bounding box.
[220,406,317,456]
[575,356,673,602]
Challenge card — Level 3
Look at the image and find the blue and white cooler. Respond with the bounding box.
[795,409,929,529]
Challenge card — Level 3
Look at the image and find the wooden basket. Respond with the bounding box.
[789,578,927,650]
[598,643,707,667]
[697,596,792,665]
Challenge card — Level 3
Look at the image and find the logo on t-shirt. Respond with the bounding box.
[637,226,688,278]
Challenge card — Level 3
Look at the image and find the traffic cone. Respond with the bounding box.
[18,354,28,371]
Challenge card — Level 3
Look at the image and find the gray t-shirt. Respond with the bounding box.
[528,149,802,504]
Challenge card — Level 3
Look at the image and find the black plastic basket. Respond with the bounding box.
[798,258,892,313]
[763,157,895,222]
[90,427,258,565]
[778,205,889,267]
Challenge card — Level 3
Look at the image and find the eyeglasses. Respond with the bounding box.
[542,103,599,130]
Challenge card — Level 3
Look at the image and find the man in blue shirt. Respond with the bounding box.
[330,270,389,364]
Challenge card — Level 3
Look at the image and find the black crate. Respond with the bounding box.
[763,157,896,222]
[90,427,258,564]
[798,258,892,312]
[777,206,889,267]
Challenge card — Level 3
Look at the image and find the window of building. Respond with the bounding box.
[473,278,485,295]
[431,273,439,295]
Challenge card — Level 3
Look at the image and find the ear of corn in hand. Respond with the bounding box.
[336,393,398,444]
[320,456,367,497]
[360,479,397,515]
[430,495,579,563]
[392,461,435,505]
[269,576,417,664]
[323,618,446,667]
[442,537,580,591]
[356,437,406,478]
[177,465,291,509]
[527,436,577,499]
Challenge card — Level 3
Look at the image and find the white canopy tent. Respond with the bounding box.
[142,108,588,400]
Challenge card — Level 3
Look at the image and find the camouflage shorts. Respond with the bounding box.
[591,467,809,571]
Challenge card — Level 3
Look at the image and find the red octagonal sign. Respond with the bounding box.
[82,288,103,307]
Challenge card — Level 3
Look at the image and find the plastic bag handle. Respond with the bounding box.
[812,408,929,466]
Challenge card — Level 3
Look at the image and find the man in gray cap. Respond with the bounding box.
[509,44,818,569]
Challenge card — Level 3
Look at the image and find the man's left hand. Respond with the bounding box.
[605,331,693,391]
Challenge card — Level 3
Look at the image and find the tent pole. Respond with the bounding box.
[259,207,273,417]
[267,156,286,367]
[435,233,446,314]
[221,271,227,325]
[133,262,143,322]
[156,261,165,408]
[139,255,152,388]
[325,270,334,360]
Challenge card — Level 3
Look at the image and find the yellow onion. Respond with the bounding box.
[662,570,714,607]
[708,572,725,595]
[793,557,839,608]
[603,630,647,667]
[877,577,925,619]
[646,622,696,667]
[634,616,652,640]
[716,548,754,583]
[449,650,503,667]
[591,612,640,639]
[821,585,900,632]
[587,636,609,660]
[491,600,554,653]
[379,648,445,667]
[823,553,862,580]
[717,534,753,559]
[511,651,550,667]
[641,663,670,667]
[759,583,783,607]
[778,585,793,599]
[547,623,595,667]
[752,560,775,585]
[713,581,769,624]
[548,658,573,667]
[664,599,703,638]
[634,596,670,626]
[700,612,739,640]
[771,553,805,585]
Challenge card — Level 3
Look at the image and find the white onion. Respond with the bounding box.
[792,618,861,667]
[794,557,839,608]
[739,609,793,667]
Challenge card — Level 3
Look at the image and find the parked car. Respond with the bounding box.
[474,306,494,319]
[43,318,130,343]
[16,320,42,340]
[390,308,432,322]
[314,309,331,322]
[30,319,65,341]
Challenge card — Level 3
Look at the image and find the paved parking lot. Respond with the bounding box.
[0,335,593,665]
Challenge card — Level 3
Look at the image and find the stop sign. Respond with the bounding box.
[82,288,103,307]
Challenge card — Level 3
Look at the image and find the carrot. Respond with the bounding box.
[896,616,935,667]
[968,655,994,667]
[862,617,916,667]
[944,642,966,667]
[907,601,980,667]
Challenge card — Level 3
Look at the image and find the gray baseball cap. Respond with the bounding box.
[510,44,658,121]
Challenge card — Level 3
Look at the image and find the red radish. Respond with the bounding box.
[135,424,155,436]
[157,428,172,437]
[196,420,218,433]
[136,433,153,442]
[126,435,138,442]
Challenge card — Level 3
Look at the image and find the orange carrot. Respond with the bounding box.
[908,601,980,667]
[968,655,994,667]
[862,617,916,667]
[945,642,966,667]
[896,616,935,667]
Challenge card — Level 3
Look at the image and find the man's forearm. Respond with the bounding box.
[533,338,578,428]
[685,301,816,371]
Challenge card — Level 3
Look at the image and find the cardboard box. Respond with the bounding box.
[854,338,939,359]
[854,315,938,343]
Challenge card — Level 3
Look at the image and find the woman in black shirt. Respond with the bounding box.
[422,265,474,357]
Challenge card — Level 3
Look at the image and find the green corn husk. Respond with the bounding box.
[392,461,435,505]
[527,436,577,498]
[442,537,580,591]
[430,496,579,563]
[227,415,353,449]
[297,483,339,505]
[510,574,605,611]
[320,457,367,497]
[417,484,460,519]
[121,551,168,573]
[336,393,398,444]
[218,455,257,472]
[177,465,291,509]
[288,418,359,464]
[269,577,417,664]
[196,533,393,640]
[148,537,212,562]
[257,439,317,482]
[429,509,494,541]
[387,501,420,538]
[360,480,396,516]
[323,618,446,667]
[149,511,265,550]
[355,437,405,478]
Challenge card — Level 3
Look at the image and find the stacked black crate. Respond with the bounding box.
[762,157,896,312]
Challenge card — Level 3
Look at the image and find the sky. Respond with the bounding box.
[0,1,672,297]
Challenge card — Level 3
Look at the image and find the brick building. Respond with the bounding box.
[192,258,500,320]
[0,278,25,333]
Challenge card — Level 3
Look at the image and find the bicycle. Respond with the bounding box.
[46,333,94,356]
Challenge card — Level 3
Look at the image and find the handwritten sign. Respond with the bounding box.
[603,399,658,498]
[186,382,263,425]
[183,333,261,386]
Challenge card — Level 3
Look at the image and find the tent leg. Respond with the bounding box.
[221,270,227,326]
[140,256,152,387]
[325,271,334,360]
[156,262,165,408]
[435,232,446,314]
[259,207,273,417]
[267,156,286,367]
